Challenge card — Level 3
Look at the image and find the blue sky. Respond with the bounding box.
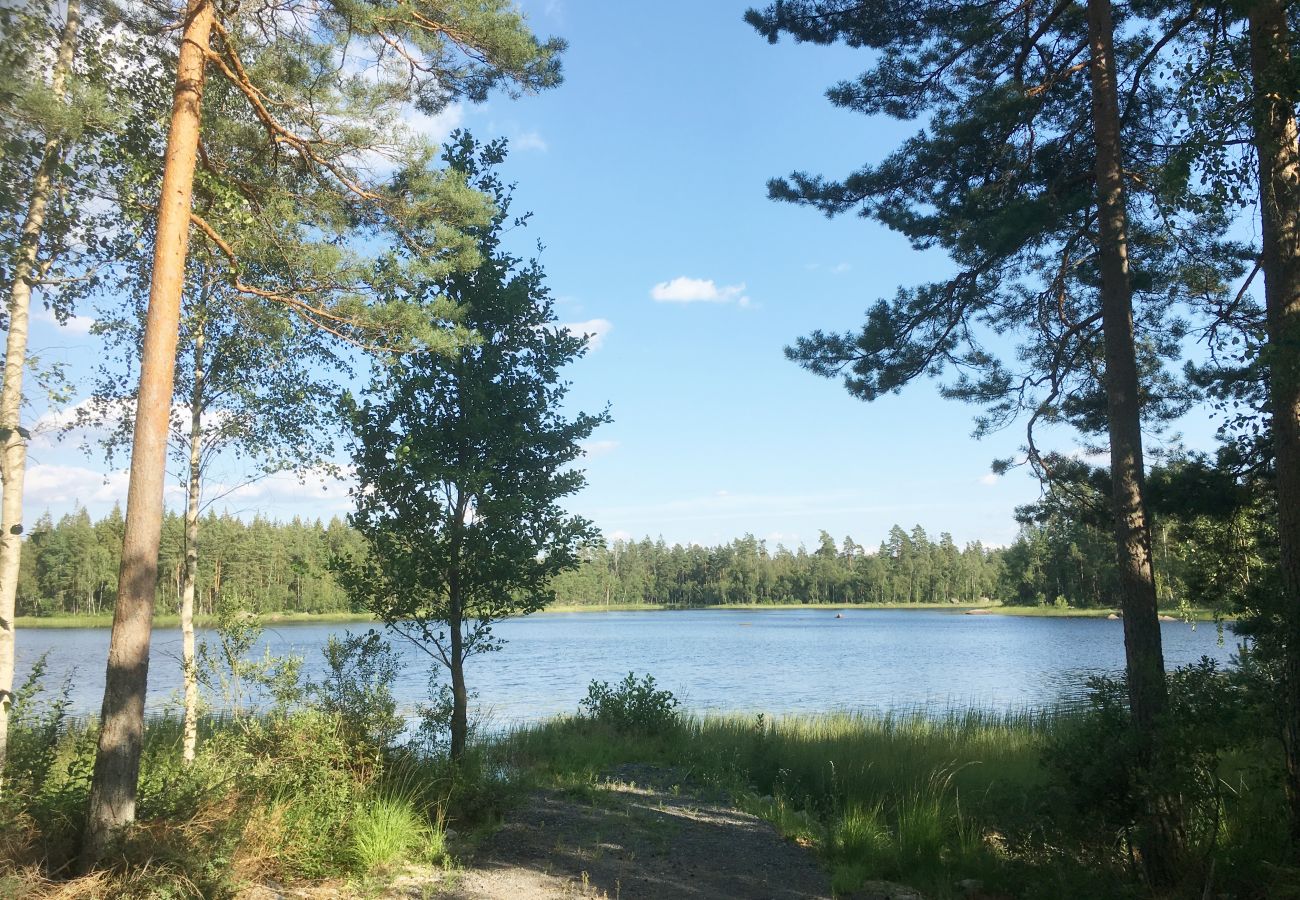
[23,0,1231,551]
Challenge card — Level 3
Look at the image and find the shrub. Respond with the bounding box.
[579,672,680,734]
[1041,657,1287,888]
[306,629,405,756]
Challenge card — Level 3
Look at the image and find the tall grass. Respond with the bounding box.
[499,708,1056,895]
[498,705,1287,898]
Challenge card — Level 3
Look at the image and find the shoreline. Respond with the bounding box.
[14,600,1226,629]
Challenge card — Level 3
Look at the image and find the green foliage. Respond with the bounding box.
[410,671,458,757]
[349,788,445,874]
[14,506,368,618]
[340,136,609,755]
[746,1,1245,473]
[552,526,1003,607]
[196,599,303,718]
[307,629,405,755]
[579,673,681,734]
[1042,659,1289,892]
[3,654,71,794]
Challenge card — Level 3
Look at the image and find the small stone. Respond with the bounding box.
[956,878,983,894]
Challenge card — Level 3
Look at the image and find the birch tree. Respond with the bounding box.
[0,0,120,792]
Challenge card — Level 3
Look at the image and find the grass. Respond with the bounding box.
[497,709,1056,897]
[4,696,1289,898]
[975,605,1225,621]
[17,600,1232,630]
[14,600,987,629]
[349,792,445,873]
[495,705,1287,898]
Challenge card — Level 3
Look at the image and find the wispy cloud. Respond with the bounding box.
[580,439,620,459]
[979,473,1000,486]
[34,307,95,335]
[650,277,750,307]
[25,464,133,507]
[560,318,613,351]
[512,130,548,152]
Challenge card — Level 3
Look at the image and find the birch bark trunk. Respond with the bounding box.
[0,0,81,794]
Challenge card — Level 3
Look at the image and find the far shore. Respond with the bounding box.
[14,600,1227,629]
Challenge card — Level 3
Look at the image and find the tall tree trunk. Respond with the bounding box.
[1085,0,1176,883]
[0,0,81,794]
[1248,0,1300,849]
[448,579,468,761]
[81,0,214,866]
[181,324,205,763]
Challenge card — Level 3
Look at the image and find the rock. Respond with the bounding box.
[965,608,993,615]
[857,880,925,900]
[1158,614,1177,622]
[955,878,983,894]
[1107,613,1120,620]
[835,613,844,618]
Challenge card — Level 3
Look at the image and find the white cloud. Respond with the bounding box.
[560,318,613,351]
[25,464,130,507]
[512,130,548,152]
[608,529,632,543]
[35,307,95,335]
[650,277,750,307]
[979,473,1000,486]
[219,465,353,505]
[581,439,620,459]
[401,103,464,147]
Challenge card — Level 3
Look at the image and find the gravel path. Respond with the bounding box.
[420,764,833,900]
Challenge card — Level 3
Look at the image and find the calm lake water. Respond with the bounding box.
[14,608,1239,725]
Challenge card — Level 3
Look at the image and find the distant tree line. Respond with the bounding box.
[549,528,1003,607]
[16,506,365,617]
[21,489,1263,618]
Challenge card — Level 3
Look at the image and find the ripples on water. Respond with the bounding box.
[14,608,1238,725]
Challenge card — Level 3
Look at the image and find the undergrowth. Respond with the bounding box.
[498,676,1292,900]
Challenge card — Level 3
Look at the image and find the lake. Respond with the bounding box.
[13,608,1239,725]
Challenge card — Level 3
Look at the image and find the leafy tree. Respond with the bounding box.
[339,137,609,760]
[82,258,345,762]
[81,0,565,859]
[0,0,121,791]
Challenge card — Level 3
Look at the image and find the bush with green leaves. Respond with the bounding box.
[579,672,680,734]
[306,629,405,756]
[197,598,303,717]
[1041,657,1287,888]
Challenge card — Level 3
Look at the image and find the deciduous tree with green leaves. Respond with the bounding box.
[0,0,122,792]
[339,136,609,760]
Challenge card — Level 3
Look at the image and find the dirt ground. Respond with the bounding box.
[242,765,932,900]
[404,763,833,900]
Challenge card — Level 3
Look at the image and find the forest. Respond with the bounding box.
[3,0,1300,896]
[17,457,1262,618]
